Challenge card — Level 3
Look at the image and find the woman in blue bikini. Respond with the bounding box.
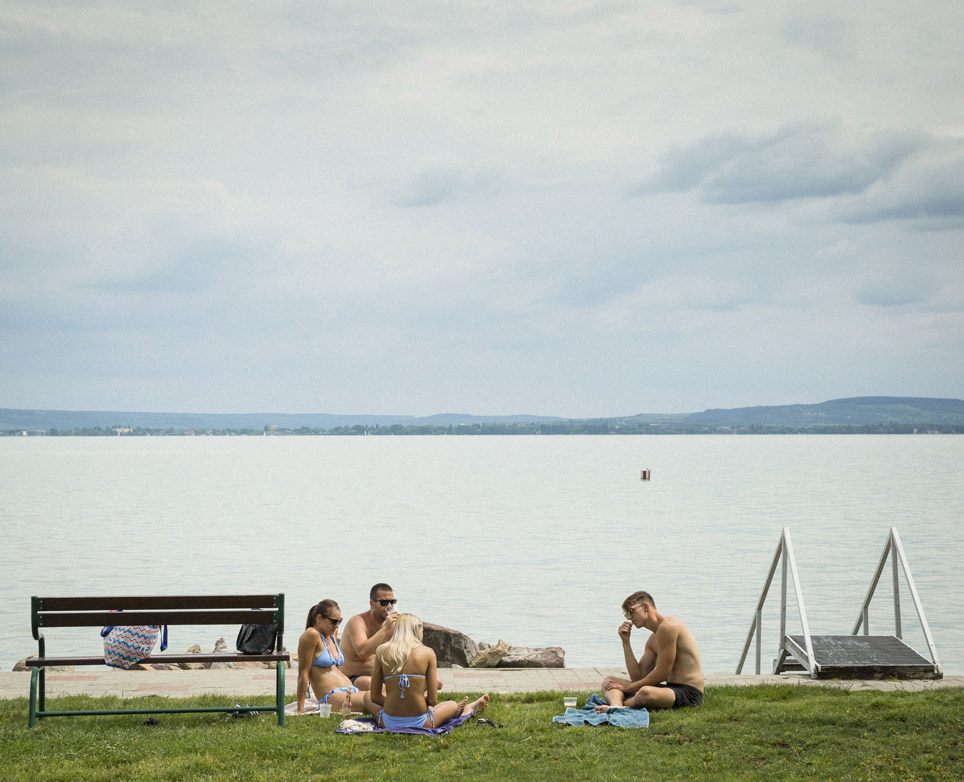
[296,599,367,714]
[364,613,488,730]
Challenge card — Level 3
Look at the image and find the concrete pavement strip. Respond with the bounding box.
[2,669,961,700]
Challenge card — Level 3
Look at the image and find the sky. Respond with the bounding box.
[1,1,963,418]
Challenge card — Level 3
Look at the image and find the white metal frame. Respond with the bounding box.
[736,527,816,676]
[852,527,942,673]
[737,526,942,678]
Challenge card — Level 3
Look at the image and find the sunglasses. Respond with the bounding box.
[623,604,643,619]
[377,599,398,607]
[325,616,343,626]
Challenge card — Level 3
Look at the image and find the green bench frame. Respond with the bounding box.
[26,594,289,727]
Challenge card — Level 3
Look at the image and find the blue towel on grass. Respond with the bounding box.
[552,693,649,728]
[336,711,474,736]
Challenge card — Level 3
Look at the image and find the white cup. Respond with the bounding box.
[317,703,331,717]
[563,697,577,708]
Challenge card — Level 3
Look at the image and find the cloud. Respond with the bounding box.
[782,14,856,63]
[640,121,921,204]
[853,276,936,308]
[842,138,964,225]
[385,165,503,207]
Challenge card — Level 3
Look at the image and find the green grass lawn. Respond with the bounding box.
[1,686,961,781]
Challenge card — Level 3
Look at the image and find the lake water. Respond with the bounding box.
[1,435,961,676]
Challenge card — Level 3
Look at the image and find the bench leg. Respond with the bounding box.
[276,661,285,727]
[28,668,38,728]
[39,667,46,712]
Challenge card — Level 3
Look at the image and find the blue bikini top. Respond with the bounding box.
[384,672,425,699]
[312,635,344,668]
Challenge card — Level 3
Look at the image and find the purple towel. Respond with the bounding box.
[336,711,474,736]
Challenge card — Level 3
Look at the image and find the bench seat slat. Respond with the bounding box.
[25,653,289,667]
[38,610,279,628]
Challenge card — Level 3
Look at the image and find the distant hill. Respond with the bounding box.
[682,397,964,428]
[1,396,962,434]
[0,408,563,432]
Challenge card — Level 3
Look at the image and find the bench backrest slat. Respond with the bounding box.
[37,610,280,628]
[37,595,278,611]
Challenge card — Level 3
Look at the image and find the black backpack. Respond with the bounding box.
[236,623,278,655]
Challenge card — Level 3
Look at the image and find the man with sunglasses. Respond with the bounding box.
[341,583,401,691]
[596,590,704,713]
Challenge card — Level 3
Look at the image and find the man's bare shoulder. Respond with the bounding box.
[342,613,370,651]
[345,612,368,629]
[653,615,695,644]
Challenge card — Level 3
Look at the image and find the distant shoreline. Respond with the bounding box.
[3,397,964,436]
[4,425,962,437]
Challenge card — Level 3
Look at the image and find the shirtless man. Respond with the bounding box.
[596,590,704,712]
[343,583,444,693]
[341,583,400,691]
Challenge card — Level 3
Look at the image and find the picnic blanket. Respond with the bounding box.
[336,711,475,736]
[552,693,649,728]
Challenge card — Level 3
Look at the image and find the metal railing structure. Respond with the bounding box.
[736,527,815,676]
[852,527,941,673]
[736,527,942,677]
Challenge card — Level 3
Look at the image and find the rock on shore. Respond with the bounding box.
[422,622,479,667]
[423,624,565,669]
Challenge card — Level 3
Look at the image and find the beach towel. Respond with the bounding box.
[336,711,475,736]
[552,693,649,728]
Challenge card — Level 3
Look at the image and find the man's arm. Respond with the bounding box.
[344,614,393,660]
[632,622,679,688]
[609,634,658,695]
[619,622,641,681]
[604,630,658,694]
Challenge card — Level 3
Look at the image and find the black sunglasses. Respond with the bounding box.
[377,599,398,606]
[325,616,342,626]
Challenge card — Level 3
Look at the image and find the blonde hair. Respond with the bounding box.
[376,613,423,676]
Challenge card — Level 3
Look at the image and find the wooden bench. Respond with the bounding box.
[25,594,290,727]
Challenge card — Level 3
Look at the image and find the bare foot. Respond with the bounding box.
[594,704,613,714]
[453,696,470,717]
[466,693,489,716]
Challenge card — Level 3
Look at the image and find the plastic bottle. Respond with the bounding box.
[340,691,351,718]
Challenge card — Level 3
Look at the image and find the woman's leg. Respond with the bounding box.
[432,694,489,726]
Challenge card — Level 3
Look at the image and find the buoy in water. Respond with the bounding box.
[640,469,651,481]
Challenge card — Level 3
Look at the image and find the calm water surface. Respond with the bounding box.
[1,435,961,675]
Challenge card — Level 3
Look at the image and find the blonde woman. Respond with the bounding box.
[364,613,488,730]
[296,599,367,714]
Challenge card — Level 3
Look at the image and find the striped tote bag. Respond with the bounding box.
[101,624,169,669]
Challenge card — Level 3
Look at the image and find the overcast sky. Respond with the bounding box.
[1,1,962,417]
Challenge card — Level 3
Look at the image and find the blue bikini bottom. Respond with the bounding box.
[376,709,435,730]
